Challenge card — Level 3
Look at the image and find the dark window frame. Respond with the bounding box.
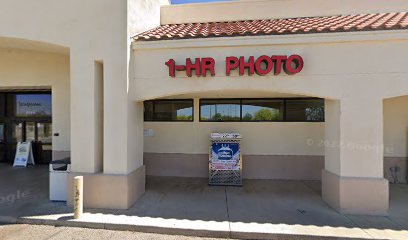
[284,98,325,122]
[0,90,52,163]
[144,99,194,122]
[199,98,325,122]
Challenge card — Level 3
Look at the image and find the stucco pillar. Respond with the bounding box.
[70,52,100,173]
[323,98,389,215]
[67,55,145,209]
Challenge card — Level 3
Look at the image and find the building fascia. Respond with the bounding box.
[132,30,408,50]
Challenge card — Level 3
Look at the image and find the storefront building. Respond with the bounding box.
[1,0,408,216]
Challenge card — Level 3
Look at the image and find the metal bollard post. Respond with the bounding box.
[74,176,83,219]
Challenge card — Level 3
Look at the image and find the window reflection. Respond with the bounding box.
[285,99,324,121]
[242,99,283,121]
[15,94,52,117]
[144,101,154,121]
[144,100,193,121]
[10,123,23,143]
[0,124,4,143]
[37,123,52,143]
[200,99,240,121]
[26,122,35,141]
[199,98,325,122]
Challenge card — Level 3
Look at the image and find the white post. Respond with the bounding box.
[74,176,83,219]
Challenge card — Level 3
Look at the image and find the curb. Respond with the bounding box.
[13,217,363,240]
[0,216,17,224]
[16,217,231,239]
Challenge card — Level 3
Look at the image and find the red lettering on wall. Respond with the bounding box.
[271,56,287,75]
[284,55,304,75]
[165,54,304,77]
[165,59,175,77]
[255,55,273,75]
[239,56,255,76]
[225,57,239,76]
[186,58,201,77]
[201,58,215,77]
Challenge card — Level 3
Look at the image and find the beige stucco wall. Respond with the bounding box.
[132,30,408,179]
[131,35,408,102]
[0,0,129,174]
[0,48,70,153]
[145,121,324,155]
[128,0,170,38]
[0,0,168,175]
[161,0,408,24]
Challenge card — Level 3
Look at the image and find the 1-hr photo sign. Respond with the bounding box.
[165,55,304,77]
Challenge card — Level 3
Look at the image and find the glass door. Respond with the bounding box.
[0,123,5,162]
[36,122,52,163]
[6,122,23,162]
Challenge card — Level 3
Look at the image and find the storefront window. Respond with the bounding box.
[144,100,193,121]
[200,99,241,121]
[25,122,35,141]
[242,99,283,121]
[37,123,52,143]
[144,101,154,121]
[285,99,324,122]
[199,98,324,122]
[15,94,52,117]
[0,124,4,143]
[10,122,23,143]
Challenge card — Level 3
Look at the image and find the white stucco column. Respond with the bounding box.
[70,51,100,173]
[126,100,144,172]
[323,98,389,215]
[102,57,129,175]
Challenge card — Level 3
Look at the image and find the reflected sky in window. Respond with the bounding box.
[16,94,52,117]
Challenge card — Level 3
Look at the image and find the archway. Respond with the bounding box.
[0,37,70,215]
[383,95,408,224]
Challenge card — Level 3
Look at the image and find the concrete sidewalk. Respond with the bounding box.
[1,164,408,239]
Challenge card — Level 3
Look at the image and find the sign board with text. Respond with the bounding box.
[13,142,35,167]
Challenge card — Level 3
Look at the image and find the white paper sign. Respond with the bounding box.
[144,128,154,137]
[13,142,35,167]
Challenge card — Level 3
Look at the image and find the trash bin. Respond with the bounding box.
[49,158,71,201]
[209,133,242,186]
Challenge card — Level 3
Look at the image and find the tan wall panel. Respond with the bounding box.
[144,122,324,155]
[0,48,70,152]
[144,153,324,180]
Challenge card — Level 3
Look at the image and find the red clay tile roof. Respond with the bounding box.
[134,12,408,41]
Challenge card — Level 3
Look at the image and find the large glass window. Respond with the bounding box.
[144,100,193,121]
[10,122,23,143]
[242,99,283,121]
[14,94,52,117]
[199,98,324,122]
[285,99,324,122]
[0,124,4,143]
[200,99,241,121]
[37,123,52,143]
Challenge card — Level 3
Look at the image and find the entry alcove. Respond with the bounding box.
[0,90,52,164]
[143,90,325,181]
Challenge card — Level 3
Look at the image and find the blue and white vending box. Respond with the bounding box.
[209,133,242,186]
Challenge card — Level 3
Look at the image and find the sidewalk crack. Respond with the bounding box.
[344,214,376,239]
[224,186,232,238]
